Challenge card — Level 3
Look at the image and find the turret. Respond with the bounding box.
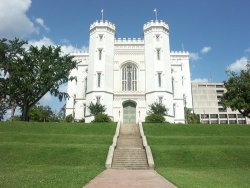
[144,20,174,122]
[85,20,115,121]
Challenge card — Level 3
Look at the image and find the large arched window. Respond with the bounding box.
[122,63,137,91]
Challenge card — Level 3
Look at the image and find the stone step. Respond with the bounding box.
[112,160,147,163]
[115,148,145,154]
[114,153,146,156]
[112,163,148,167]
[112,162,147,165]
[112,167,148,169]
[112,167,149,170]
[111,124,149,170]
[112,163,148,166]
[112,164,148,167]
[113,157,147,159]
[113,155,147,158]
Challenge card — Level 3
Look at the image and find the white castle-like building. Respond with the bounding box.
[65,19,193,123]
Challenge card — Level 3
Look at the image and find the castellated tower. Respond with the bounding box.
[85,20,115,122]
[144,20,174,122]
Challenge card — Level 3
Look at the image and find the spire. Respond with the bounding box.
[101,9,104,21]
[153,8,158,20]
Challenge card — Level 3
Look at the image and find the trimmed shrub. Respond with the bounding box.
[145,114,165,123]
[78,119,85,123]
[88,102,106,116]
[65,114,73,122]
[148,102,168,115]
[93,113,111,122]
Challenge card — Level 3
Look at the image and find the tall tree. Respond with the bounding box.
[29,104,59,122]
[0,38,77,120]
[221,62,250,118]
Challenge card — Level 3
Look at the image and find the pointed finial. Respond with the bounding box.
[153,8,158,20]
[101,9,104,21]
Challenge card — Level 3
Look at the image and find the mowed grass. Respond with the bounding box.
[0,122,116,188]
[143,123,250,188]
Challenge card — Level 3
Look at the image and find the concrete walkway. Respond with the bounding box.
[83,169,177,188]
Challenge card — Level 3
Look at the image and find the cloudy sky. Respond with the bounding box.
[1,0,250,112]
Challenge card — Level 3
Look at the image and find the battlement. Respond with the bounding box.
[115,38,144,44]
[170,51,189,55]
[143,20,169,31]
[90,20,115,31]
[70,52,89,56]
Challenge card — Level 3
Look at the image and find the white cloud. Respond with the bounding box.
[189,52,200,61]
[0,0,51,38]
[0,0,36,38]
[245,48,250,53]
[227,57,248,72]
[28,37,88,54]
[201,46,211,54]
[189,46,212,61]
[29,37,54,48]
[192,78,208,83]
[35,18,50,32]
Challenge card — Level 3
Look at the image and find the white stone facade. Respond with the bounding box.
[66,20,192,123]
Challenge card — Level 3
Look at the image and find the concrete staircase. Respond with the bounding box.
[112,124,149,169]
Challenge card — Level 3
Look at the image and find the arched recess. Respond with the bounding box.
[123,100,137,124]
[121,62,138,91]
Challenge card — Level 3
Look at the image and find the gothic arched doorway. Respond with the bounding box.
[123,101,136,124]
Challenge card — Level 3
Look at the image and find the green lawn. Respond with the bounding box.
[143,123,250,188]
[0,122,116,188]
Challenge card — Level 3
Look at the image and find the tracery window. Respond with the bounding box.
[122,63,137,91]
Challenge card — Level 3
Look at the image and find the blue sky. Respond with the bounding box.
[1,0,250,113]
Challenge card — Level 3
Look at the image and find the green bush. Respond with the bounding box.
[145,114,165,123]
[87,102,106,116]
[93,113,111,122]
[65,114,73,122]
[79,119,85,123]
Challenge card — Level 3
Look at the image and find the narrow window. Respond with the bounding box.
[158,72,162,87]
[182,76,184,86]
[97,72,101,87]
[172,77,174,95]
[98,49,103,60]
[157,49,161,60]
[159,96,163,104]
[84,77,87,98]
[84,104,86,116]
[99,34,103,41]
[173,103,176,117]
[155,34,160,41]
[96,96,101,103]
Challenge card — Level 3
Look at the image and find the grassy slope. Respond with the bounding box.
[143,123,250,188]
[0,122,116,188]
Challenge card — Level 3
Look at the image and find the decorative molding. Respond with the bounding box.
[86,91,114,95]
[146,91,173,95]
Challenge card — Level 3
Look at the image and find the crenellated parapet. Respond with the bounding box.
[70,52,89,56]
[90,20,116,33]
[170,51,189,61]
[115,38,144,44]
[171,51,189,55]
[143,20,169,32]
